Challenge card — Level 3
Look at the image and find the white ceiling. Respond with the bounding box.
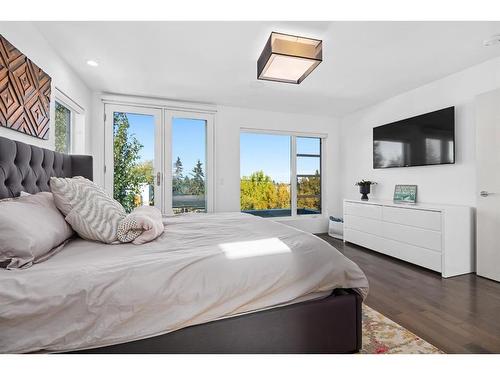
[35,21,500,116]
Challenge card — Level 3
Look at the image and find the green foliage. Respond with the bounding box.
[172,157,205,196]
[354,179,377,186]
[240,171,291,210]
[132,160,154,205]
[240,170,321,212]
[172,157,184,194]
[297,170,321,210]
[189,159,205,195]
[55,103,70,153]
[113,112,152,212]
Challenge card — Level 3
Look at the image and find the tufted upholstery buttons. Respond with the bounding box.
[0,136,93,199]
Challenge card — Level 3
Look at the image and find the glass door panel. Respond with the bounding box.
[105,105,162,213]
[172,117,207,213]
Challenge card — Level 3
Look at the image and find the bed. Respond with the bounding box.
[0,135,369,354]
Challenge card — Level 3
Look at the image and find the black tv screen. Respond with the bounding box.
[373,107,455,169]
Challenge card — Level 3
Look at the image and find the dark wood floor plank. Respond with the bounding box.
[316,234,500,354]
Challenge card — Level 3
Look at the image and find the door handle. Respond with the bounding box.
[480,191,496,197]
[156,172,161,186]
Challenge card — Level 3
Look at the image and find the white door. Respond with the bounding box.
[476,88,500,282]
[164,110,215,215]
[104,104,163,212]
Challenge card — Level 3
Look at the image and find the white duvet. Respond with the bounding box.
[0,212,368,353]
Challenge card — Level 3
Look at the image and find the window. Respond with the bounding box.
[240,132,322,218]
[55,101,71,153]
[54,89,86,154]
[296,137,321,215]
[172,117,207,214]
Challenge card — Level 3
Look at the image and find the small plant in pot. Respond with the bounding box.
[354,180,377,200]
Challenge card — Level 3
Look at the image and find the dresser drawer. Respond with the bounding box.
[344,214,382,237]
[385,239,442,272]
[382,221,442,251]
[344,202,382,220]
[344,228,399,259]
[382,206,442,231]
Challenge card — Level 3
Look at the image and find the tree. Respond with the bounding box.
[55,103,70,153]
[297,169,320,211]
[240,171,290,211]
[172,156,184,195]
[276,183,291,208]
[189,159,205,195]
[113,112,144,213]
[132,160,155,205]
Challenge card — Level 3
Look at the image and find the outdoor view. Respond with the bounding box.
[172,118,207,213]
[113,114,207,214]
[55,102,71,153]
[296,136,322,214]
[240,133,321,217]
[113,112,155,213]
[112,115,319,216]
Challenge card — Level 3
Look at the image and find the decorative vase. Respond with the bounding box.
[359,184,371,200]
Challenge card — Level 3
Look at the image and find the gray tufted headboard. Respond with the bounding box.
[0,136,93,199]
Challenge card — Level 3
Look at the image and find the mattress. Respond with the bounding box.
[0,212,368,353]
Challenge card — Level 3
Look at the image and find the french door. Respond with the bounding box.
[104,104,163,212]
[164,110,214,215]
[105,104,214,215]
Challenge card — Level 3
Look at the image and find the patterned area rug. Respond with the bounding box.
[361,305,443,354]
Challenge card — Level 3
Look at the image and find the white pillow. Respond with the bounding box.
[0,192,74,269]
[50,177,126,244]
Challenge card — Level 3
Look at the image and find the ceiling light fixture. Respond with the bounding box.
[257,32,322,84]
[86,60,99,67]
[483,34,500,47]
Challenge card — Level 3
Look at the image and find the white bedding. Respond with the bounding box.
[0,212,368,353]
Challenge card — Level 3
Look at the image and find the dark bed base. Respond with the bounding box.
[72,290,362,354]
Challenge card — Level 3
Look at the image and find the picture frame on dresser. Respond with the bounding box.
[393,184,417,204]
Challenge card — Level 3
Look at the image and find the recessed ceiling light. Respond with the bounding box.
[86,60,99,67]
[257,32,322,84]
[483,34,500,47]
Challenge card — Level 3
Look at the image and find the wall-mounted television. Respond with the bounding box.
[373,107,455,169]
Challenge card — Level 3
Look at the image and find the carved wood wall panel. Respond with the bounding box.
[0,34,51,139]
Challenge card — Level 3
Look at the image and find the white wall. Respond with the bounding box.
[0,22,92,151]
[340,56,500,209]
[215,105,341,233]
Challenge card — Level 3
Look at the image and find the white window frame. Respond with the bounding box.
[102,95,216,215]
[164,109,215,215]
[240,128,326,219]
[54,88,85,154]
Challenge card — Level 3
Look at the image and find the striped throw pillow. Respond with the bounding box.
[50,177,126,244]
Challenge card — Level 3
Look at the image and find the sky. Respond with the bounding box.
[171,118,206,174]
[125,113,155,162]
[124,113,206,174]
[240,133,321,183]
[122,113,320,183]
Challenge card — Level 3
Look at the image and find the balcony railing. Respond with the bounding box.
[242,208,320,218]
[173,194,205,213]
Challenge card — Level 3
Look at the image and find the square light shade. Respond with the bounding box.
[257,32,322,84]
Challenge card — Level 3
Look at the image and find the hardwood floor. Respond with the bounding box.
[317,234,500,354]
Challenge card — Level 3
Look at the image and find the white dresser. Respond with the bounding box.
[343,199,474,278]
